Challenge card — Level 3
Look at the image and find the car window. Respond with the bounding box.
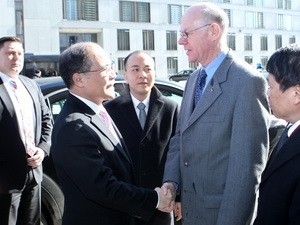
[43,81,183,121]
[51,99,66,120]
[155,84,183,106]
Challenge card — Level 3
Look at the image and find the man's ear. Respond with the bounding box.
[72,72,84,87]
[209,23,221,42]
[294,85,300,104]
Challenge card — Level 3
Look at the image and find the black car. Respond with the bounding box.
[35,76,184,225]
[169,69,195,82]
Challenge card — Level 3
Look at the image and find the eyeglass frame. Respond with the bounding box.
[179,23,211,39]
[79,64,115,75]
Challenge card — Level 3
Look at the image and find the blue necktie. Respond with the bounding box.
[194,69,207,108]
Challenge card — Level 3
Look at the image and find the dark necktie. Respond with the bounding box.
[194,69,207,108]
[268,124,291,164]
[137,102,146,129]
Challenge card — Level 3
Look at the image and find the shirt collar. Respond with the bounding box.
[69,92,104,115]
[202,48,229,90]
[288,120,300,137]
[0,72,19,83]
[130,93,150,110]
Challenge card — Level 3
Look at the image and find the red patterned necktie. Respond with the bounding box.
[10,80,36,157]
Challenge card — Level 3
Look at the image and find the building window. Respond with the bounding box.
[63,0,98,21]
[244,34,252,51]
[277,14,284,30]
[189,62,199,69]
[256,0,264,7]
[276,14,292,30]
[260,34,268,51]
[227,33,236,50]
[223,9,231,27]
[143,30,154,50]
[277,0,291,9]
[246,11,264,28]
[289,36,296,44]
[15,0,24,42]
[244,56,253,65]
[59,33,97,52]
[257,12,264,29]
[167,57,178,75]
[246,0,254,5]
[275,35,282,50]
[117,58,125,74]
[284,15,292,31]
[217,0,231,2]
[120,1,150,23]
[247,0,264,6]
[117,29,130,51]
[15,10,23,36]
[168,4,182,24]
[261,56,268,67]
[166,31,177,50]
[245,11,254,28]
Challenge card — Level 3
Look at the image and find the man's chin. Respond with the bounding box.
[106,91,116,100]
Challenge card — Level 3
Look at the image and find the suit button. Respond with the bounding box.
[184,162,189,166]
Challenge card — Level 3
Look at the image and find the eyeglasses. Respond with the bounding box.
[79,64,115,75]
[179,24,211,39]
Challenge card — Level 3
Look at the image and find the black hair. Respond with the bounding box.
[0,36,22,49]
[267,43,300,92]
[59,42,93,88]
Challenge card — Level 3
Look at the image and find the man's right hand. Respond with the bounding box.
[154,187,174,212]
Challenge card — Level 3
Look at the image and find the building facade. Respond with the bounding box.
[1,0,300,78]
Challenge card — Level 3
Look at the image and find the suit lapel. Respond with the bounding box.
[0,78,16,120]
[118,90,143,135]
[262,129,300,182]
[143,86,163,136]
[69,94,133,164]
[184,51,234,130]
[91,107,133,164]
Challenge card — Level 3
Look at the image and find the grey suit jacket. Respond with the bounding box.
[0,75,52,193]
[164,50,271,225]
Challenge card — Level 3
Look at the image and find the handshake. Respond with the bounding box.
[154,182,176,212]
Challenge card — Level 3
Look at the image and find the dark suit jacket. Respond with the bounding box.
[0,75,52,194]
[105,85,179,225]
[105,85,179,189]
[254,126,300,225]
[51,93,158,225]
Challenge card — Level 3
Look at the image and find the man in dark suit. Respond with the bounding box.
[162,3,274,225]
[104,51,180,225]
[254,44,300,225]
[51,42,173,225]
[0,36,52,225]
